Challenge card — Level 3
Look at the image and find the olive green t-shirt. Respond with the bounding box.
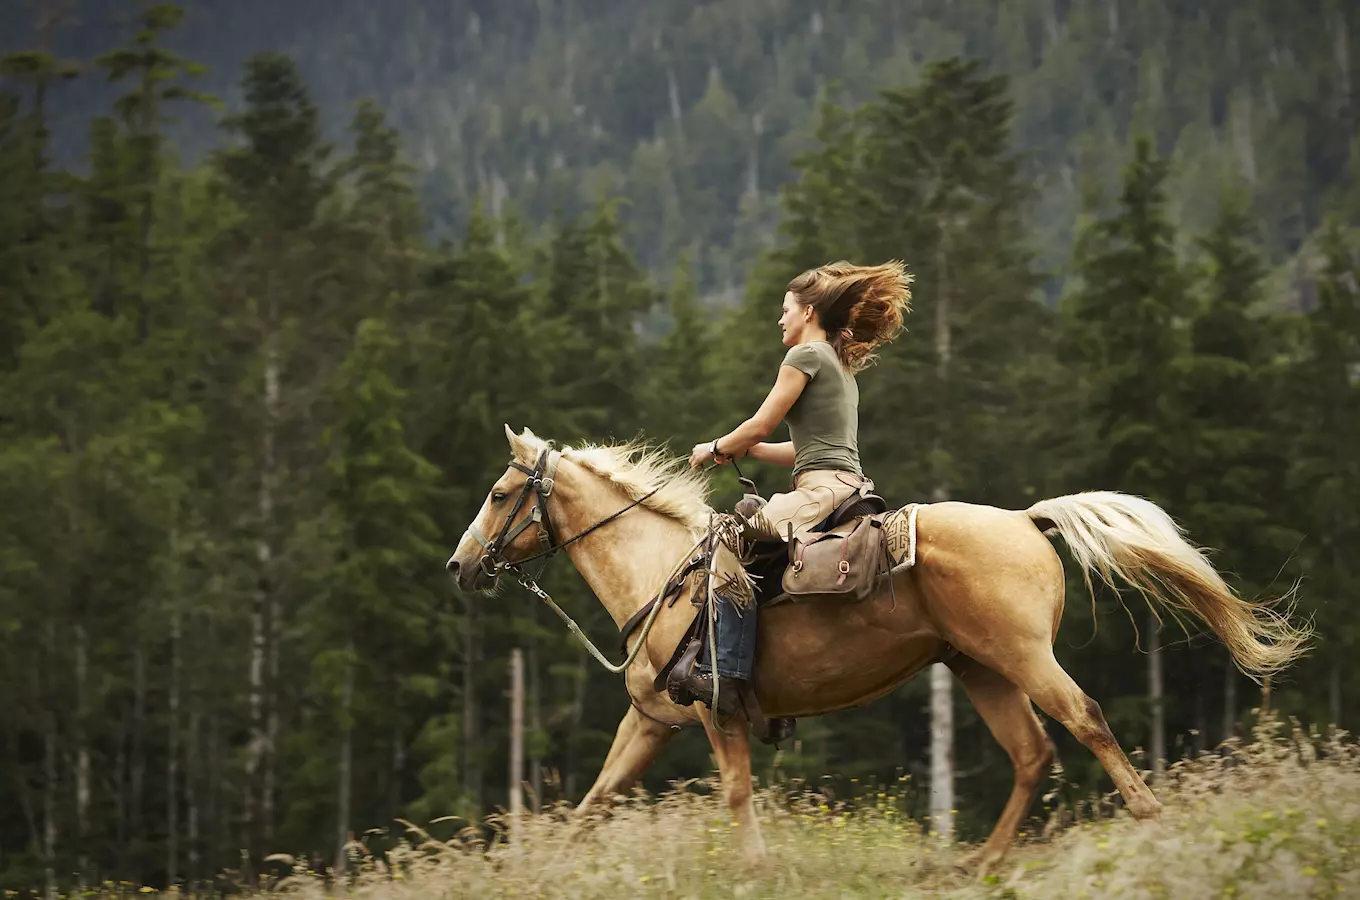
[781,341,862,477]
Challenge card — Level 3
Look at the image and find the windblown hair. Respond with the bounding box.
[788,260,913,373]
[508,428,713,533]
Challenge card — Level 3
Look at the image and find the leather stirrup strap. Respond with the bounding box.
[738,681,769,742]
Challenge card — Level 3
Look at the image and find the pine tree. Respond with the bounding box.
[1181,195,1301,740]
[1068,135,1188,778]
[213,50,335,859]
[306,317,442,869]
[1288,223,1360,730]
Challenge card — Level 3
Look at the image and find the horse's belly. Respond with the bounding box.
[752,588,943,718]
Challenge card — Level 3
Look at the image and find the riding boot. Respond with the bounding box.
[675,670,746,721]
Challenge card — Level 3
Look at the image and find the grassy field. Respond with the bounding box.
[139,723,1360,898]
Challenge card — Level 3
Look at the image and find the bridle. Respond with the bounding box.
[466,446,562,581]
[466,445,666,583]
[461,445,759,719]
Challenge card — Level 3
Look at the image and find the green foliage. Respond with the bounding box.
[2,3,1359,893]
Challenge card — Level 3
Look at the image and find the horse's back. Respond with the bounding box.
[751,500,1066,716]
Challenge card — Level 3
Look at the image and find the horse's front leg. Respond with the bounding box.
[699,709,767,862]
[576,707,675,815]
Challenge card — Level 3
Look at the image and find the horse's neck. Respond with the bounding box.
[551,461,698,628]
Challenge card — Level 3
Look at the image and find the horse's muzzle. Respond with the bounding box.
[446,555,498,593]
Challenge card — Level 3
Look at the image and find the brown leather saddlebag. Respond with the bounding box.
[780,514,888,604]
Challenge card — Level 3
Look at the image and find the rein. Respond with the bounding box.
[469,446,740,675]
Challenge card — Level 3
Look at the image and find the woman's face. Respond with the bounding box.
[779,291,813,346]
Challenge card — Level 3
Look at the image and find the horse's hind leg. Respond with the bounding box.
[699,709,767,861]
[993,648,1162,822]
[576,708,675,815]
[948,656,1056,873]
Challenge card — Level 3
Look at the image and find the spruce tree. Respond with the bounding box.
[1068,135,1187,779]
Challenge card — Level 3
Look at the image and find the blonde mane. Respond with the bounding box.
[507,427,713,533]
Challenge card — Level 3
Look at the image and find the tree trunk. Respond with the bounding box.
[334,642,355,875]
[564,654,588,800]
[509,649,525,839]
[928,223,954,840]
[74,619,90,888]
[462,599,482,807]
[130,642,147,882]
[390,729,406,828]
[1148,613,1165,780]
[928,664,955,839]
[186,707,200,894]
[1330,657,1343,732]
[1193,673,1206,756]
[528,604,543,811]
[263,336,282,844]
[44,706,57,900]
[43,618,58,900]
[167,601,182,888]
[247,331,280,859]
[264,586,280,843]
[208,706,221,880]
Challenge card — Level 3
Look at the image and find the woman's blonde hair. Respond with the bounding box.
[787,260,912,373]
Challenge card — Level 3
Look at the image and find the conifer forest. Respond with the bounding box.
[1,0,1359,895]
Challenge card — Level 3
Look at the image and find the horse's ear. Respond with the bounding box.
[503,423,517,446]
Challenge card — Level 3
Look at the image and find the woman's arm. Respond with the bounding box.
[690,365,808,468]
[747,442,795,467]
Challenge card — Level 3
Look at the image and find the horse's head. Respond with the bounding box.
[446,425,559,593]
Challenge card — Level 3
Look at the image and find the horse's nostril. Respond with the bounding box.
[446,557,460,575]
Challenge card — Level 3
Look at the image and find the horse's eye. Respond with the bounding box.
[492,492,508,504]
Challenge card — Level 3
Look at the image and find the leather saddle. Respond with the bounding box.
[628,482,892,747]
[744,482,891,607]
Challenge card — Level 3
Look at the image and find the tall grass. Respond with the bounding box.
[109,720,1360,898]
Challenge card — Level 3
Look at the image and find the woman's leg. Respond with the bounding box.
[696,470,864,710]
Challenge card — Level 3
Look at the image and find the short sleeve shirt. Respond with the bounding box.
[781,341,861,477]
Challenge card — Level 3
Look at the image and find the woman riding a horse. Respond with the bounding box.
[683,260,912,716]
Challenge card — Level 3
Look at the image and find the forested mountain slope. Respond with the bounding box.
[12,0,1357,296]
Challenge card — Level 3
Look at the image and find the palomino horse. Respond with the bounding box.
[446,427,1309,870]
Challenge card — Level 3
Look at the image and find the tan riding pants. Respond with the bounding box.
[747,469,868,541]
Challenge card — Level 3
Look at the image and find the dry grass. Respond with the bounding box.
[169,721,1360,899]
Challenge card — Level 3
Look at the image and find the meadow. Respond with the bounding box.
[156,720,1360,900]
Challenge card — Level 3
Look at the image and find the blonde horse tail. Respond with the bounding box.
[1027,491,1311,681]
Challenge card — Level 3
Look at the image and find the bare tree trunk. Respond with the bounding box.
[44,705,57,900]
[208,707,221,881]
[74,619,90,888]
[527,605,542,811]
[130,643,147,881]
[1222,655,1237,743]
[245,569,266,853]
[1330,657,1343,732]
[167,601,182,887]
[43,615,58,900]
[186,707,200,895]
[462,600,482,807]
[264,587,280,843]
[247,330,280,860]
[334,643,355,875]
[564,654,588,799]
[928,664,955,839]
[1193,673,1206,756]
[508,649,525,838]
[929,226,954,840]
[1148,613,1165,780]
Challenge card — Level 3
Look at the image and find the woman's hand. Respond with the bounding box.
[689,442,722,469]
[685,443,718,473]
